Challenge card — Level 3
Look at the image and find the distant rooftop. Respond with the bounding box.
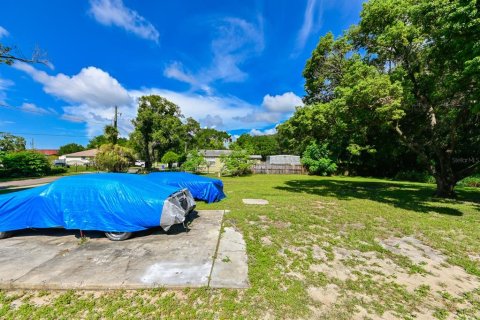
[63,149,98,157]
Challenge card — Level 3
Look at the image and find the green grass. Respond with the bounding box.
[0,175,479,319]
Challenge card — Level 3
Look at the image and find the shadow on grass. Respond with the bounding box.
[275,179,480,216]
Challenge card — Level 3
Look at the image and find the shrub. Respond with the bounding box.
[301,142,337,176]
[95,144,135,172]
[49,166,68,175]
[220,149,253,177]
[1,151,50,177]
[161,151,180,168]
[458,174,480,188]
[181,150,206,173]
[393,170,435,183]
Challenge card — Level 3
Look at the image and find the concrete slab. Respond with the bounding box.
[242,198,269,205]
[210,227,249,288]
[0,210,225,289]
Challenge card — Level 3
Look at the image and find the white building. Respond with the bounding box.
[58,149,98,165]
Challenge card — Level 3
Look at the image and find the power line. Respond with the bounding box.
[0,131,91,138]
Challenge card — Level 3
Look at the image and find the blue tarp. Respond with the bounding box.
[0,173,187,233]
[146,172,226,203]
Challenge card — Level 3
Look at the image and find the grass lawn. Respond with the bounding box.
[0,175,479,319]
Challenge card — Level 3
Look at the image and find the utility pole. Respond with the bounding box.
[113,105,118,129]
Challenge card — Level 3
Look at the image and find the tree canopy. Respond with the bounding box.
[278,0,480,197]
[231,134,280,160]
[0,133,26,152]
[58,143,85,156]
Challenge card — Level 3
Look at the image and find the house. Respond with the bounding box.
[35,149,59,156]
[266,155,301,165]
[199,150,262,173]
[58,149,98,166]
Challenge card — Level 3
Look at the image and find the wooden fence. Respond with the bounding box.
[252,164,305,174]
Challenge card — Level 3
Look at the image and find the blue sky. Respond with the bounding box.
[0,0,364,149]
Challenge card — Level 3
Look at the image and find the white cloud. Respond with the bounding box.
[164,17,264,93]
[15,64,288,138]
[129,88,260,130]
[292,0,325,55]
[234,91,303,124]
[249,127,277,136]
[0,26,9,39]
[262,92,303,112]
[20,102,55,115]
[164,62,212,94]
[89,0,159,43]
[13,62,131,107]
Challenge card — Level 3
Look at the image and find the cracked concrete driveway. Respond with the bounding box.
[0,210,249,290]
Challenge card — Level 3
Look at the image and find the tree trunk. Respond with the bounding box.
[434,175,456,198]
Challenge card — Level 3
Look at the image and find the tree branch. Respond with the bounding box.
[456,161,480,181]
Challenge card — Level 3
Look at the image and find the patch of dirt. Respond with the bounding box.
[312,245,328,261]
[307,236,480,318]
[272,221,291,229]
[308,284,340,307]
[261,236,272,246]
[379,236,479,296]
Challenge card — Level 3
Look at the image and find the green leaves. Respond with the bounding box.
[94,144,134,172]
[220,150,254,177]
[301,142,337,176]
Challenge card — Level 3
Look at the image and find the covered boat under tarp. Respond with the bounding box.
[146,172,226,203]
[0,173,195,233]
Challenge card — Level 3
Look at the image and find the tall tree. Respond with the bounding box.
[232,134,280,160]
[104,125,119,145]
[0,133,26,152]
[58,143,84,155]
[282,0,479,197]
[194,128,230,150]
[130,95,184,169]
[351,0,480,197]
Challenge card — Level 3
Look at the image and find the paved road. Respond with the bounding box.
[0,175,74,190]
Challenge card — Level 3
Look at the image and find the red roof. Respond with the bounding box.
[35,149,58,156]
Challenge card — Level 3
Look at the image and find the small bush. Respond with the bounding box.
[95,144,135,172]
[181,150,206,173]
[161,151,180,168]
[458,174,480,188]
[1,151,50,177]
[301,142,337,176]
[220,149,253,176]
[49,166,68,175]
[394,170,435,183]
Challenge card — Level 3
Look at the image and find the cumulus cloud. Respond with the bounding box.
[262,92,303,112]
[235,91,303,125]
[129,88,258,130]
[14,62,132,137]
[249,127,277,136]
[200,114,224,128]
[0,26,9,39]
[15,64,288,138]
[13,62,131,107]
[89,0,159,43]
[164,16,264,93]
